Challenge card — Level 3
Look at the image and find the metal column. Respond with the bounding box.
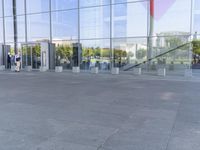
[12,0,18,54]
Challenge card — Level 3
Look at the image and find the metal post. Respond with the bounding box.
[110,0,113,69]
[189,0,194,70]
[31,46,32,68]
[78,0,80,67]
[24,0,28,66]
[49,0,52,43]
[147,0,154,69]
[13,0,18,54]
[2,0,6,45]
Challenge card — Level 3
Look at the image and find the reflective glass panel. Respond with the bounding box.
[17,15,25,42]
[80,6,110,39]
[194,14,200,33]
[113,38,147,68]
[5,17,14,43]
[80,39,111,71]
[154,0,191,35]
[52,10,78,40]
[26,0,49,14]
[113,2,148,37]
[51,0,78,11]
[27,13,50,42]
[0,0,2,17]
[53,40,78,69]
[4,0,13,17]
[16,0,25,15]
[0,18,3,43]
[112,0,146,4]
[195,0,200,10]
[80,0,110,7]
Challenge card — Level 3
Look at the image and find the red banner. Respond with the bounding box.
[150,0,154,17]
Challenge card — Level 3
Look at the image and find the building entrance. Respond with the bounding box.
[0,44,11,69]
[22,43,41,69]
[21,42,55,70]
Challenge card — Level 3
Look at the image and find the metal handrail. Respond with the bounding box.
[124,42,191,71]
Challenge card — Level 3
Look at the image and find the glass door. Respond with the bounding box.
[32,44,41,69]
[21,43,41,70]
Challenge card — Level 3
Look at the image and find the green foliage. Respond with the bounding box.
[113,49,127,64]
[82,47,95,57]
[82,47,111,58]
[114,49,127,58]
[192,40,200,55]
[165,37,183,48]
[136,48,146,59]
[95,47,101,56]
[56,44,72,58]
[165,36,190,51]
[101,49,110,57]
[10,48,15,55]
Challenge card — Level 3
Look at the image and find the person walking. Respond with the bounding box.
[7,52,11,69]
[15,53,21,72]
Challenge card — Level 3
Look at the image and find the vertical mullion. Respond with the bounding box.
[189,0,194,70]
[49,0,52,42]
[190,0,193,35]
[110,0,113,69]
[78,0,80,67]
[78,0,80,43]
[24,0,28,66]
[2,0,5,44]
[13,0,18,54]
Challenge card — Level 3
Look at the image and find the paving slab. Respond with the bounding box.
[0,71,199,150]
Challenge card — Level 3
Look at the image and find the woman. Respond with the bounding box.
[15,53,21,72]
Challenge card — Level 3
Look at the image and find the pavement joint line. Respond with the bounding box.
[97,128,120,150]
[164,91,183,150]
[0,71,200,83]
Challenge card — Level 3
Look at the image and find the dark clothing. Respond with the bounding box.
[7,55,11,69]
[7,55,11,63]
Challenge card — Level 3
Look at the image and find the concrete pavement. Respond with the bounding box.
[0,71,199,150]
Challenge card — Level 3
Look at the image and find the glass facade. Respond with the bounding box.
[0,0,199,74]
[0,18,3,43]
[52,10,78,40]
[193,0,200,34]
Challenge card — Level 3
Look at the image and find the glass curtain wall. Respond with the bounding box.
[0,0,198,73]
[0,18,3,43]
[148,0,192,74]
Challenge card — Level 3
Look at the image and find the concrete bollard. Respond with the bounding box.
[25,66,32,72]
[40,66,48,72]
[0,65,5,71]
[133,68,142,75]
[55,66,63,73]
[72,67,80,73]
[91,67,99,74]
[185,69,192,77]
[157,68,166,77]
[11,65,15,71]
[111,67,119,75]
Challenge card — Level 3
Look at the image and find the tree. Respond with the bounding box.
[94,47,101,57]
[136,48,146,59]
[82,47,94,58]
[192,40,200,64]
[32,44,41,56]
[165,37,183,48]
[101,49,110,58]
[192,40,200,55]
[56,44,72,58]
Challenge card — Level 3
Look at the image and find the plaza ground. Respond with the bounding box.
[0,71,200,150]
